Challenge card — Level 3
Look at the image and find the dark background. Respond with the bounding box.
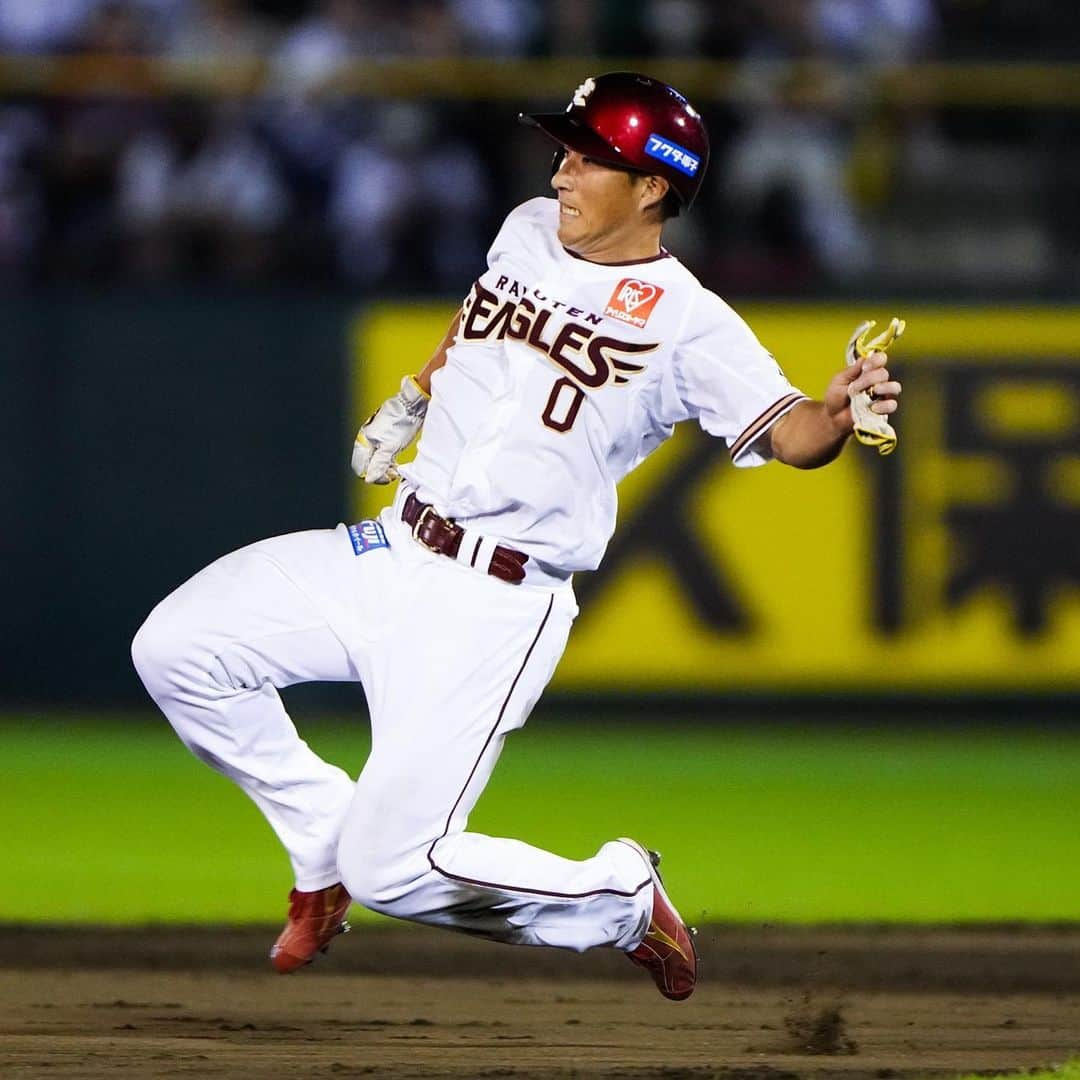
[1,0,1078,707]
[1,293,345,700]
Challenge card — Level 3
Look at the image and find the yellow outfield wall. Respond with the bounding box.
[351,304,1080,693]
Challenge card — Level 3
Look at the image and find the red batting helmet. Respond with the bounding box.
[519,71,710,208]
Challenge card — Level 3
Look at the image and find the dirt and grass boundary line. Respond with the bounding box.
[5,924,1078,992]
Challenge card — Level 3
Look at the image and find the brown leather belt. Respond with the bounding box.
[402,492,528,585]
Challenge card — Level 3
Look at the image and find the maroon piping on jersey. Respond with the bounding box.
[563,246,672,267]
[729,393,808,462]
[426,594,652,902]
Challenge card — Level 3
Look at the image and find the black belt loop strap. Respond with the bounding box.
[402,493,527,585]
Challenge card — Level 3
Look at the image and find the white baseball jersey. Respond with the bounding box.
[141,203,805,967]
[400,196,807,576]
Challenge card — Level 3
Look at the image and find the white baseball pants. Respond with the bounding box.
[131,496,653,953]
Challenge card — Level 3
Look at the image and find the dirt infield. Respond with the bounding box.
[1,926,1077,1078]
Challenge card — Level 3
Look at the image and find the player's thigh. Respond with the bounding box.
[346,571,576,849]
[135,527,375,688]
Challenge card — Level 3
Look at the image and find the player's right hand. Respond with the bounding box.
[351,375,430,484]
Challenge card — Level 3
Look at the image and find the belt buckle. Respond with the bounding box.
[412,504,442,553]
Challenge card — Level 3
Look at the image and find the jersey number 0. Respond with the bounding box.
[542,377,586,433]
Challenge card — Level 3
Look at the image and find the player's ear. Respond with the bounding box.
[638,174,670,216]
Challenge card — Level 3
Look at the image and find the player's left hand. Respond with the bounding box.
[822,319,904,455]
[351,375,429,484]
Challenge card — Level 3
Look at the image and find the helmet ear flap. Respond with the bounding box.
[550,148,567,177]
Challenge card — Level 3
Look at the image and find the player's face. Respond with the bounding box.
[550,150,659,262]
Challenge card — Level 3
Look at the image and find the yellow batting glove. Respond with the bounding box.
[845,317,905,456]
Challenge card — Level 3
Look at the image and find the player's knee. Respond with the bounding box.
[133,600,225,701]
[336,831,417,916]
[336,855,395,915]
[131,606,181,694]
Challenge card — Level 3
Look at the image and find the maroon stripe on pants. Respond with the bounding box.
[426,596,652,901]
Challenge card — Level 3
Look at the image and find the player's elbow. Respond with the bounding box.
[768,430,813,469]
[773,443,837,469]
[769,405,847,469]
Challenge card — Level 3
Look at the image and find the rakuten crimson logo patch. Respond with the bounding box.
[604,279,665,328]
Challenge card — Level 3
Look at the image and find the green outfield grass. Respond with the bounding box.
[951,1061,1080,1080]
[3,710,1079,925]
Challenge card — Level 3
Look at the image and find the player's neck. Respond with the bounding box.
[567,222,664,265]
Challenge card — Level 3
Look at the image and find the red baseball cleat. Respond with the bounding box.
[270,883,351,973]
[620,839,698,1001]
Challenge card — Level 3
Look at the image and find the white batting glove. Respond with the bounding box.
[351,375,429,484]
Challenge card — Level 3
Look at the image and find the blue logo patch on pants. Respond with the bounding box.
[348,519,389,555]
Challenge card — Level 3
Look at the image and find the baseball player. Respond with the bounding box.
[132,72,902,1002]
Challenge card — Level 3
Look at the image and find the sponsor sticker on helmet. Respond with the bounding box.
[644,134,700,177]
[604,278,665,328]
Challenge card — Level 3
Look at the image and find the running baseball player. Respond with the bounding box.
[132,72,902,1002]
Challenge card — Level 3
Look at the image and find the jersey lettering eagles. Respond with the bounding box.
[401,197,807,576]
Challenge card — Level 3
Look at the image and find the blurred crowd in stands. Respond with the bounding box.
[0,0,1077,294]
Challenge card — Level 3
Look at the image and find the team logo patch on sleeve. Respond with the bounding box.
[604,279,665,328]
[644,134,700,177]
[348,519,389,555]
